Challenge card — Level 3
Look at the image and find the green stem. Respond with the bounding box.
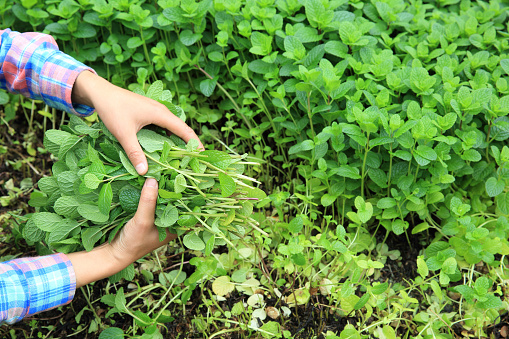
[145,152,201,184]
[387,144,393,196]
[361,133,370,199]
[140,26,153,67]
[80,287,103,329]
[307,91,315,138]
[194,65,251,129]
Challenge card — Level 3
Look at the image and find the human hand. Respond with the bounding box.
[68,178,176,288]
[109,178,176,266]
[72,71,204,175]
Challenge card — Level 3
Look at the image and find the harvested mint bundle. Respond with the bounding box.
[26,82,266,264]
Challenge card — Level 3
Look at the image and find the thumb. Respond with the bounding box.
[132,178,159,224]
[119,133,148,175]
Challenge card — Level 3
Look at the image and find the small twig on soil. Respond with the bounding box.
[164,261,190,271]
[11,148,41,176]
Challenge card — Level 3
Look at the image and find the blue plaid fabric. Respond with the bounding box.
[0,253,76,324]
[0,28,95,116]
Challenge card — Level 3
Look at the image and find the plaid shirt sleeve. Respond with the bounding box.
[0,28,96,117]
[0,253,76,324]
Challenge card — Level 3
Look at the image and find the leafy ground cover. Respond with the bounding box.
[2,0,509,338]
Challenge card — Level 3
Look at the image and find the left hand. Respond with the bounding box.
[67,178,176,288]
[109,178,176,265]
[72,71,204,175]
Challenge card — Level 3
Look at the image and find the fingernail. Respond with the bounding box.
[136,163,147,174]
[144,178,158,188]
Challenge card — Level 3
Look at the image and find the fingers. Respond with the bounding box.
[154,107,205,150]
[132,178,159,225]
[118,132,148,175]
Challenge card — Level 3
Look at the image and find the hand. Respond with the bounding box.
[109,178,176,266]
[67,178,176,288]
[72,71,204,175]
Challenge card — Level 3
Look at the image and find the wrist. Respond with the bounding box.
[71,71,96,107]
[67,243,128,288]
[72,71,114,111]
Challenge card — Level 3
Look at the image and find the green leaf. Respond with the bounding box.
[353,293,369,310]
[324,41,348,58]
[392,219,407,235]
[201,150,232,170]
[204,233,215,256]
[321,193,337,207]
[415,145,437,161]
[82,227,103,252]
[174,174,187,193]
[244,187,267,200]
[250,31,272,55]
[183,233,205,251]
[158,205,178,227]
[288,216,303,233]
[78,204,109,223]
[284,36,306,60]
[158,189,182,199]
[98,327,124,339]
[486,177,504,197]
[200,78,217,97]
[218,172,236,197]
[417,257,429,279]
[119,151,139,177]
[355,196,373,223]
[231,268,248,283]
[48,219,79,244]
[289,140,314,154]
[84,173,101,190]
[32,212,62,232]
[114,288,128,312]
[371,282,388,295]
[99,183,113,215]
[23,219,44,242]
[291,253,306,266]
[441,257,457,275]
[260,322,280,338]
[54,196,80,218]
[180,29,202,46]
[74,22,96,38]
[501,59,509,75]
[127,36,143,49]
[146,81,164,101]
[334,166,361,179]
[137,129,173,153]
[377,197,396,209]
[462,149,481,162]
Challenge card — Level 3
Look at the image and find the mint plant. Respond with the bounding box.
[3,0,509,337]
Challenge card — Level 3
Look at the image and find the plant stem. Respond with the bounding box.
[194,65,251,129]
[361,133,370,199]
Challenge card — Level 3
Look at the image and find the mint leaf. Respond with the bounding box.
[218,172,236,197]
[99,183,113,215]
[183,233,205,251]
[486,177,504,197]
[78,204,109,223]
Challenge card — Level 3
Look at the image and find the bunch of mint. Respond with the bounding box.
[25,82,266,269]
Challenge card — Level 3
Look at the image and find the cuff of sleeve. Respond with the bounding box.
[10,253,76,317]
[39,50,96,117]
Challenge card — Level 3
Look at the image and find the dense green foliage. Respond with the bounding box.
[2,0,509,338]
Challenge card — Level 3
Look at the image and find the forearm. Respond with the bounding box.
[71,70,113,109]
[66,243,126,289]
[0,29,95,116]
[0,253,75,324]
